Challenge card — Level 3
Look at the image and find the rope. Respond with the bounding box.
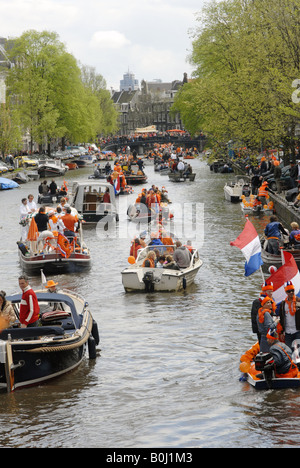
[25,311,93,354]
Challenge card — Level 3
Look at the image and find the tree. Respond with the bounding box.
[173,0,300,154]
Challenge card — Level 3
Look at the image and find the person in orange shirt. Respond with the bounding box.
[63,207,77,241]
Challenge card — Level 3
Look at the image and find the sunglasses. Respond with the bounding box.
[287,290,295,293]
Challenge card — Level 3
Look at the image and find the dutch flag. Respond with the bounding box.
[265,251,300,304]
[230,218,263,276]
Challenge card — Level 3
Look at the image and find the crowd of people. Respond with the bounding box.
[19,191,80,255]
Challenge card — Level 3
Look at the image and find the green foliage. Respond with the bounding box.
[173,0,300,151]
[3,30,118,153]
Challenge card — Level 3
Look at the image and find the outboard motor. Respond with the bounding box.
[254,352,275,388]
[143,271,155,292]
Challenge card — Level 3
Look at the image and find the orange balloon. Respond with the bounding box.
[239,361,251,373]
[128,256,136,264]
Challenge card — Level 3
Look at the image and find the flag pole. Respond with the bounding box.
[259,266,265,282]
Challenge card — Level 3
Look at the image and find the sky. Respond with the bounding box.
[0,0,206,91]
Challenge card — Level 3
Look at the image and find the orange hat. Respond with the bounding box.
[285,281,294,292]
[261,296,272,306]
[45,280,58,288]
[262,281,273,291]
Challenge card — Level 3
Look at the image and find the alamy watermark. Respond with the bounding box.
[95,199,205,247]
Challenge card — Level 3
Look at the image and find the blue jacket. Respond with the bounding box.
[264,221,283,239]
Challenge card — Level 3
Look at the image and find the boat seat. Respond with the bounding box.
[0,326,65,340]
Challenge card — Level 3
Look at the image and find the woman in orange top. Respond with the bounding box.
[142,251,156,268]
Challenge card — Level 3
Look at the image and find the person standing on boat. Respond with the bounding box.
[251,282,276,341]
[27,194,37,213]
[63,207,77,241]
[18,275,40,328]
[257,296,279,352]
[264,215,286,255]
[278,281,300,349]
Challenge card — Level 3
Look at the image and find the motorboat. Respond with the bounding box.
[0,177,19,190]
[121,245,202,292]
[0,290,99,392]
[240,195,274,215]
[123,164,148,185]
[242,351,300,390]
[127,203,173,224]
[38,159,68,178]
[260,244,300,271]
[224,176,251,202]
[69,180,119,224]
[18,207,91,275]
[12,172,29,184]
[73,154,97,168]
[168,172,196,182]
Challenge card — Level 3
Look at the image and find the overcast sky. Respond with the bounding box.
[0,0,205,90]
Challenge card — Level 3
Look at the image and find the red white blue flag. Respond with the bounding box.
[230,218,263,276]
[265,251,300,304]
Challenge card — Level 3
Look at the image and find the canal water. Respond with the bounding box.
[0,158,299,448]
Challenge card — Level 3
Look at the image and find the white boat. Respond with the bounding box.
[121,246,202,292]
[69,180,119,224]
[224,176,251,203]
[38,159,68,178]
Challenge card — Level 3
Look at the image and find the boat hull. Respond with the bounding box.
[168,173,195,182]
[122,261,202,292]
[38,168,66,178]
[0,342,85,392]
[261,247,300,271]
[18,250,91,275]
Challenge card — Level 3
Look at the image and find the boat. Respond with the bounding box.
[241,195,274,215]
[26,171,40,180]
[121,245,202,292]
[73,154,97,168]
[0,290,100,392]
[12,172,29,184]
[168,172,196,182]
[18,208,91,275]
[260,243,300,271]
[38,159,68,178]
[0,177,19,190]
[224,176,251,203]
[69,180,119,224]
[242,353,300,390]
[124,169,148,185]
[65,162,78,170]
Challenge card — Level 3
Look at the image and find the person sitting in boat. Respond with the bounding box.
[266,328,299,378]
[139,231,147,248]
[289,222,300,248]
[142,251,156,268]
[257,296,280,353]
[173,241,192,269]
[148,233,164,254]
[278,281,300,349]
[264,215,287,255]
[0,290,16,328]
[163,255,179,270]
[103,188,111,204]
[130,238,143,259]
[157,255,166,268]
[45,280,64,311]
[57,197,67,211]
